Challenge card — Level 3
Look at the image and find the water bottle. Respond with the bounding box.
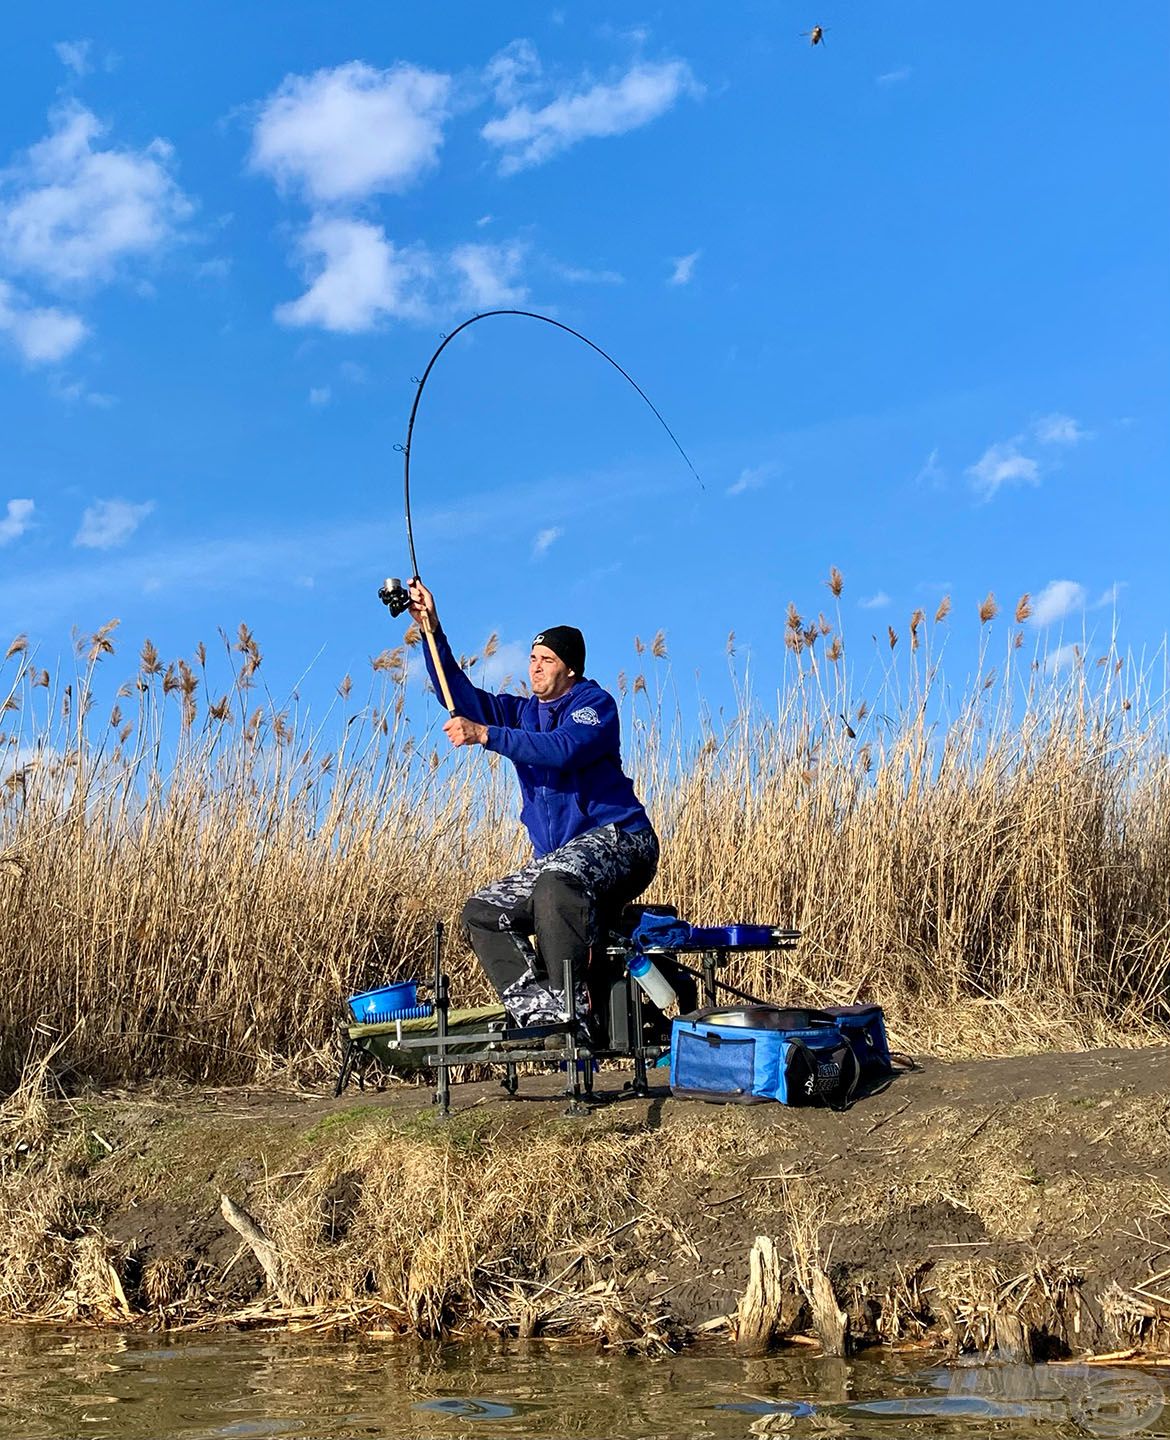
[628,954,679,1012]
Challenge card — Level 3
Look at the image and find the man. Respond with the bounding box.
[407,579,659,1035]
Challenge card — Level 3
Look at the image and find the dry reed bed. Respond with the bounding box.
[1,579,1168,1086]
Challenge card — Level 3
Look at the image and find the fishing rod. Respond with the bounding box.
[378,308,703,713]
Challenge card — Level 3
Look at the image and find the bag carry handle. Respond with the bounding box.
[702,1029,753,1047]
[694,1006,839,1029]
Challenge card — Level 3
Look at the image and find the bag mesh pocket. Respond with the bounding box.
[674,1029,756,1095]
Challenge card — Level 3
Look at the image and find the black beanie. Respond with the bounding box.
[533,625,586,676]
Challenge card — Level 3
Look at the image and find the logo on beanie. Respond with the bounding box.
[571,706,601,726]
[535,633,546,644]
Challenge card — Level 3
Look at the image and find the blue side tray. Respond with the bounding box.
[687,924,789,947]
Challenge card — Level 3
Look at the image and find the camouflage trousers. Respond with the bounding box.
[460,823,660,1027]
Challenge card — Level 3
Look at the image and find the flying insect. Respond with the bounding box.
[802,25,826,45]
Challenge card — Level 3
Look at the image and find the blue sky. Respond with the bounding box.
[1,1,1167,727]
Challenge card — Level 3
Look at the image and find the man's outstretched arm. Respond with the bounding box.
[408,579,524,729]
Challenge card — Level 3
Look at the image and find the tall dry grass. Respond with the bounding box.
[1,576,1167,1086]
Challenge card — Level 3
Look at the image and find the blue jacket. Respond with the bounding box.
[422,626,651,857]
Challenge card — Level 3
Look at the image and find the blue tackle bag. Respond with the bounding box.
[669,1006,863,1108]
[820,1004,891,1077]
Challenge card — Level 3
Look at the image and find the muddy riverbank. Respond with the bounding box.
[2,1046,1169,1360]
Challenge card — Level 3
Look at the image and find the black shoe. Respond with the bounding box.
[492,1020,561,1053]
[544,1016,603,1051]
[491,1035,540,1053]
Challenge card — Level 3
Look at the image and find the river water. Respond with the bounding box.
[0,1330,1165,1440]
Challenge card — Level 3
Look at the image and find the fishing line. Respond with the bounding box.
[396,308,703,580]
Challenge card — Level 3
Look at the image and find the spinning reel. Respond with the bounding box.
[377,577,412,618]
[377,574,456,714]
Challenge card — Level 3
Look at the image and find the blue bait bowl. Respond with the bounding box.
[347,981,418,1023]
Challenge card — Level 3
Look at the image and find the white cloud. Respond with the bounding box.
[1033,412,1089,446]
[0,102,191,286]
[1045,642,1081,675]
[967,413,1090,500]
[1030,579,1086,627]
[967,441,1039,500]
[55,40,92,76]
[877,66,911,85]
[250,62,451,205]
[74,498,154,549]
[52,375,115,407]
[482,59,700,173]
[913,448,944,487]
[484,39,542,108]
[451,241,528,308]
[668,249,700,286]
[308,385,332,406]
[596,22,651,46]
[1095,581,1125,608]
[479,639,529,690]
[551,260,623,285]
[860,591,890,610]
[0,499,35,545]
[0,280,87,363]
[532,525,563,558]
[16,307,87,361]
[726,464,768,497]
[275,217,431,333]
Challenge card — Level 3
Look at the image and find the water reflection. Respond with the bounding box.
[415,1398,523,1418]
[0,1328,1163,1440]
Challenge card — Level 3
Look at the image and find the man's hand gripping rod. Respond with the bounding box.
[378,577,456,715]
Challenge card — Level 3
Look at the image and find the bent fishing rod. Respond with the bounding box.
[378,309,703,714]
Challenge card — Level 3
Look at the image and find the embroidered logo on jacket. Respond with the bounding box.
[571,706,601,726]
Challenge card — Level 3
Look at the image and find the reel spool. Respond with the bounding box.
[378,577,412,617]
